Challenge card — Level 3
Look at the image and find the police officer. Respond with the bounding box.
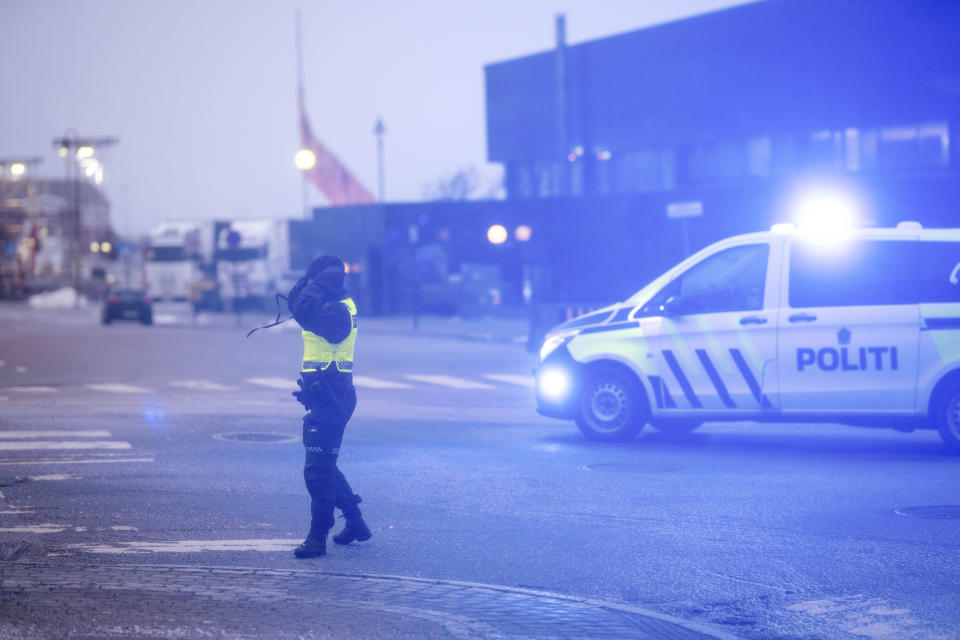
[288,255,371,558]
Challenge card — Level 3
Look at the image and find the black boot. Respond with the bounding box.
[332,512,371,545]
[293,532,327,558]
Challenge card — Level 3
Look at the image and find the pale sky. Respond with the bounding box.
[1,0,755,236]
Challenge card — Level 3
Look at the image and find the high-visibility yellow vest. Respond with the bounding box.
[300,297,357,373]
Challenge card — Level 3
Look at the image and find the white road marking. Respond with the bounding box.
[28,474,80,481]
[110,525,138,531]
[0,397,7,402]
[353,375,413,389]
[0,509,34,515]
[404,374,496,390]
[483,374,535,388]
[0,360,5,366]
[6,386,57,393]
[86,383,151,394]
[170,380,236,391]
[15,366,27,373]
[0,430,112,439]
[0,524,71,534]
[0,456,153,466]
[71,538,302,554]
[0,441,132,451]
[246,377,294,390]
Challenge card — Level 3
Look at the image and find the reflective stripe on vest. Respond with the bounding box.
[301,298,357,373]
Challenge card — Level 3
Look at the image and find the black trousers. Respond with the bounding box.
[301,370,359,537]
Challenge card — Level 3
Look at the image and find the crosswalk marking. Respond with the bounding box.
[483,374,535,388]
[71,538,302,554]
[6,375,540,397]
[0,441,132,451]
[0,430,112,439]
[86,383,151,394]
[170,380,235,391]
[404,374,496,390]
[353,375,413,389]
[245,377,293,390]
[0,456,153,466]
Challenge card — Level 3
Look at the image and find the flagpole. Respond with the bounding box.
[295,9,310,220]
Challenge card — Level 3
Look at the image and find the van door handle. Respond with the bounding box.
[788,312,817,323]
[739,315,767,325]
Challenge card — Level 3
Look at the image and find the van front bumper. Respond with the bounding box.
[534,345,582,420]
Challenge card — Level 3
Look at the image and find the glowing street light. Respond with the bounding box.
[487,224,508,245]
[294,148,316,170]
[0,157,41,180]
[515,225,532,242]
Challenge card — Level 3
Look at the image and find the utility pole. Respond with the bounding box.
[554,14,570,196]
[374,117,385,202]
[52,132,118,308]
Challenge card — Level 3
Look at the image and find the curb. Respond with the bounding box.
[2,561,744,640]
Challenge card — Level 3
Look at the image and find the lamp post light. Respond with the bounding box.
[0,157,42,180]
[51,132,118,307]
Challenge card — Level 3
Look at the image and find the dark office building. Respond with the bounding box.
[313,0,960,318]
[485,0,960,226]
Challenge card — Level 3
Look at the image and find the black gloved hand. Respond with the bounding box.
[292,378,310,409]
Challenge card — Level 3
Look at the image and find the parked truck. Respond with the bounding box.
[144,221,216,304]
[215,219,292,309]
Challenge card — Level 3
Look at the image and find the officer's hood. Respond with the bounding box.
[306,255,347,299]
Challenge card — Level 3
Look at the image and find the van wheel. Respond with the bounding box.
[934,379,960,453]
[575,367,646,442]
[651,420,702,435]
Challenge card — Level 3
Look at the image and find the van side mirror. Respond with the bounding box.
[659,295,681,316]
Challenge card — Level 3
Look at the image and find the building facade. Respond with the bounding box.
[485,0,960,225]
[0,177,116,298]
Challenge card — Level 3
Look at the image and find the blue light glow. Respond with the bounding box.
[793,190,858,242]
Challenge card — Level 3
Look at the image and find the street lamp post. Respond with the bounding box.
[294,148,316,220]
[51,132,118,308]
[374,117,385,202]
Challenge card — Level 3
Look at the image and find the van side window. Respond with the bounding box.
[915,242,960,303]
[645,244,769,315]
[789,241,917,308]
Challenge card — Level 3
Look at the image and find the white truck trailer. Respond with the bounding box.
[215,219,291,308]
[144,221,215,303]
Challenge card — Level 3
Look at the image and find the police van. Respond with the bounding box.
[535,223,960,451]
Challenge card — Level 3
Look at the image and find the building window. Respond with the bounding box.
[747,137,772,177]
[877,122,949,170]
[614,150,665,193]
[771,134,795,174]
[844,129,860,172]
[807,130,844,170]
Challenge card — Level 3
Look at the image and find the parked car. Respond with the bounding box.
[102,288,153,325]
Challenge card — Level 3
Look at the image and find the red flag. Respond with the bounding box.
[299,94,375,206]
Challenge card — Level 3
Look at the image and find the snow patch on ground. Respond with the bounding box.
[27,287,88,309]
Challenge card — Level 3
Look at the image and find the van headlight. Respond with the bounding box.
[536,367,573,401]
[539,330,578,361]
